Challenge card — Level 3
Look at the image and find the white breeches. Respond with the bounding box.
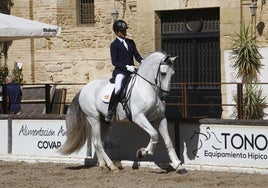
[115,74,125,94]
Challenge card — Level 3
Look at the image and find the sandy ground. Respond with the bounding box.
[0,160,268,188]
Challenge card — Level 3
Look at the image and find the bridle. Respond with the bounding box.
[121,54,174,121]
[134,55,173,97]
[123,55,173,110]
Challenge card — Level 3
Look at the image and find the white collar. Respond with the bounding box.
[117,37,125,43]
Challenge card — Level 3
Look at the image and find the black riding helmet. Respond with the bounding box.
[113,20,128,32]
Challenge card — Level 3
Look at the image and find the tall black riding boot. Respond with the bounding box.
[106,90,119,122]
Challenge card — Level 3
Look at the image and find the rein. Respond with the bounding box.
[121,54,172,120]
[134,72,169,94]
[134,56,171,95]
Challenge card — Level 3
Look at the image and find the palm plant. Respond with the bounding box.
[231,24,267,119]
[233,84,267,119]
[231,25,263,83]
[12,62,23,84]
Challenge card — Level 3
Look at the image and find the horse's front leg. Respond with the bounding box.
[158,117,186,173]
[133,114,159,158]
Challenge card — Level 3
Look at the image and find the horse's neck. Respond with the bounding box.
[138,52,165,80]
[137,62,157,82]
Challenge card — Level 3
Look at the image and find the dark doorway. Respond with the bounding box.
[161,8,222,119]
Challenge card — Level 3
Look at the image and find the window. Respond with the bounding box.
[77,0,95,25]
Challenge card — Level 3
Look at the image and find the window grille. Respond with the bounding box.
[77,0,95,25]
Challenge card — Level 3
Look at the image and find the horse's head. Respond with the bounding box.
[138,52,178,98]
[157,55,178,98]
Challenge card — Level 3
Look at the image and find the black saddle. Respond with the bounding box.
[109,75,133,100]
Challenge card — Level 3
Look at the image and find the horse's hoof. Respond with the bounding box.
[177,168,187,174]
[110,164,120,173]
[111,168,120,173]
[136,149,143,158]
[98,162,106,168]
[176,164,187,174]
[99,164,109,171]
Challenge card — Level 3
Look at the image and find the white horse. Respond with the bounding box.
[59,51,185,173]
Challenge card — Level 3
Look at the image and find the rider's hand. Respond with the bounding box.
[126,65,135,72]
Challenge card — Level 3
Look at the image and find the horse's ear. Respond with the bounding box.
[170,56,179,62]
[163,55,170,62]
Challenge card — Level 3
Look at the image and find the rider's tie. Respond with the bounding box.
[122,40,128,50]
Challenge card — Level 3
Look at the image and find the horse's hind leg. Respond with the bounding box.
[87,116,119,172]
[97,120,111,169]
[92,134,106,169]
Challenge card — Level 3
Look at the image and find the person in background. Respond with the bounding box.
[6,75,22,114]
[106,19,143,122]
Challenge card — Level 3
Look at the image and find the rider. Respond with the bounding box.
[106,19,143,122]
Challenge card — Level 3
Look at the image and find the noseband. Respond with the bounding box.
[155,55,172,95]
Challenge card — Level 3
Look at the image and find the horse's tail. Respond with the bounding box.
[58,91,91,155]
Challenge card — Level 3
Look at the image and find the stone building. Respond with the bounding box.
[1,0,268,118]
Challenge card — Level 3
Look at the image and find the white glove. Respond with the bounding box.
[126,65,135,72]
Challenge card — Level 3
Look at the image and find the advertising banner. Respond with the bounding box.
[12,119,88,157]
[0,120,8,154]
[180,124,268,168]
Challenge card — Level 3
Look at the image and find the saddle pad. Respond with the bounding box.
[100,82,115,103]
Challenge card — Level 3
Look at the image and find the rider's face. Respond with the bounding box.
[117,30,127,38]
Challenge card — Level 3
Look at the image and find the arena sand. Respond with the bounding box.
[0,160,268,188]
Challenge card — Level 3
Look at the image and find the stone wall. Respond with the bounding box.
[7,0,144,101]
[5,0,268,102]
